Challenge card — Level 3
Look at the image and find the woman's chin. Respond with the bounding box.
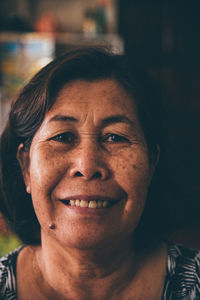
[46,226,124,251]
[58,236,111,251]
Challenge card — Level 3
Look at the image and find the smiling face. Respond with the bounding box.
[19,79,154,250]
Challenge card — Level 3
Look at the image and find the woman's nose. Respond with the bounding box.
[68,141,110,180]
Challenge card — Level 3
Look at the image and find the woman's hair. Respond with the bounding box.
[0,47,166,245]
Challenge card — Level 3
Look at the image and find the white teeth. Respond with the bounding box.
[75,200,80,206]
[70,200,75,206]
[69,199,108,208]
[88,201,97,208]
[80,200,88,207]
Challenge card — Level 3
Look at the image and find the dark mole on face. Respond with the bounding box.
[132,164,138,170]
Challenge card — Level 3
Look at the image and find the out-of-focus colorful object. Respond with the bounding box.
[83,0,114,36]
[0,234,21,256]
[35,12,60,33]
[83,6,107,36]
[0,214,22,256]
[0,33,55,94]
[0,33,55,126]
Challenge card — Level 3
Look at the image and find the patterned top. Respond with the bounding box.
[0,243,199,299]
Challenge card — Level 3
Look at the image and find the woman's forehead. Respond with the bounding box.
[47,79,138,121]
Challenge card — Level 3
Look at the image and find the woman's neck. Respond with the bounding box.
[17,236,166,300]
[36,235,138,300]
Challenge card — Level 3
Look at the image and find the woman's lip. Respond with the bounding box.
[59,198,122,215]
[63,205,113,215]
[59,195,119,203]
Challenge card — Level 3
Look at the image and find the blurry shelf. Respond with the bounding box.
[55,33,124,55]
[0,32,124,56]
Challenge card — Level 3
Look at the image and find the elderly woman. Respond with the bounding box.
[0,47,199,300]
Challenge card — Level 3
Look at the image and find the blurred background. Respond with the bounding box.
[0,0,200,254]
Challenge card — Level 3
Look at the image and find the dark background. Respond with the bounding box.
[118,0,200,236]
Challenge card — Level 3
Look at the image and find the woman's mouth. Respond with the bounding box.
[60,199,112,209]
[59,195,120,210]
[58,195,124,216]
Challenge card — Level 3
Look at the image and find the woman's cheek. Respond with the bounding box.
[116,151,150,229]
[111,148,150,192]
[29,146,67,191]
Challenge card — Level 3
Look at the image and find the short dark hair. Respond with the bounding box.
[0,47,165,245]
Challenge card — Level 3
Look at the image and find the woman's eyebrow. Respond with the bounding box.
[49,115,78,123]
[48,114,135,127]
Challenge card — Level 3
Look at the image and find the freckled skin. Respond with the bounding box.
[21,79,153,250]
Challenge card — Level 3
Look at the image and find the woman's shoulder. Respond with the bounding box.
[0,246,22,299]
[162,241,200,299]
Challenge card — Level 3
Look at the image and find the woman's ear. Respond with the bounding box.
[17,143,31,194]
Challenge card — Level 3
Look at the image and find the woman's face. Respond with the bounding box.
[20,79,154,250]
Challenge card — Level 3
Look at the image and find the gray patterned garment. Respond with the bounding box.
[0,243,199,300]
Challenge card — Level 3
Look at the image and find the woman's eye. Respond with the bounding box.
[51,132,76,143]
[102,134,129,143]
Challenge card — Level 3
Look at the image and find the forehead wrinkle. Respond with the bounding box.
[46,79,138,128]
[100,115,136,129]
